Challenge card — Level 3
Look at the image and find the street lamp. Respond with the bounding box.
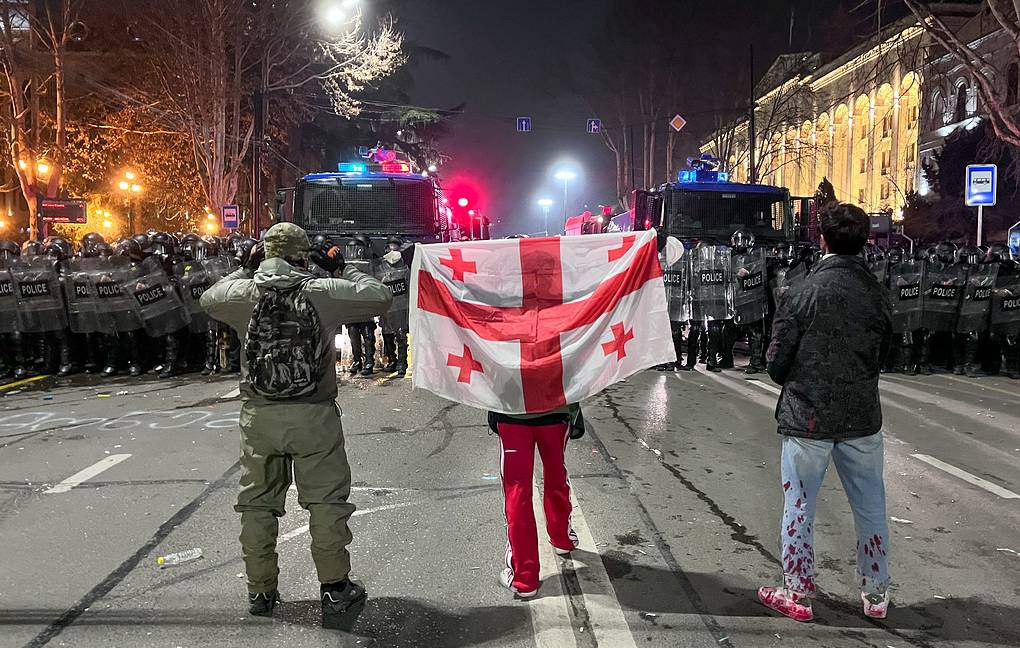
[553,169,577,229]
[537,198,553,236]
[117,171,142,234]
[321,0,359,28]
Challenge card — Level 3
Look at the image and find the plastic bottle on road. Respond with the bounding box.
[157,548,203,568]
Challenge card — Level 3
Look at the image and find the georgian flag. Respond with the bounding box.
[409,230,675,414]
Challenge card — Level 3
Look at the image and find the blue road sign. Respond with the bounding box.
[965,164,997,207]
[516,117,532,133]
[587,118,602,134]
[222,204,239,229]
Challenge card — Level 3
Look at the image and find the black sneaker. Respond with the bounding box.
[248,590,280,617]
[321,579,367,628]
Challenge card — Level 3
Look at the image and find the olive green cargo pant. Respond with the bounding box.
[235,400,356,593]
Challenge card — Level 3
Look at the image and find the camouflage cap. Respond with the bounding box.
[263,222,310,260]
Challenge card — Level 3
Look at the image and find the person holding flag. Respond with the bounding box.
[409,229,678,597]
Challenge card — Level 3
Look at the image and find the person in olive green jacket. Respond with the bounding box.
[200,223,392,626]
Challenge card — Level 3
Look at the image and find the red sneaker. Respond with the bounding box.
[758,586,814,622]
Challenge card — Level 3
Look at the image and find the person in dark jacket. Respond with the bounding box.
[758,202,894,623]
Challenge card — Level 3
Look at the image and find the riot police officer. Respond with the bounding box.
[659,237,688,371]
[10,238,71,376]
[144,232,192,378]
[0,240,23,377]
[727,230,768,374]
[344,234,379,376]
[953,245,996,376]
[989,243,1020,379]
[178,237,220,374]
[686,241,731,372]
[917,242,965,373]
[376,236,412,376]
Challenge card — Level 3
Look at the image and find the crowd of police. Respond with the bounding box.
[659,232,1020,380]
[0,230,413,381]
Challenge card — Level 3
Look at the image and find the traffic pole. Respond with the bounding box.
[977,205,983,247]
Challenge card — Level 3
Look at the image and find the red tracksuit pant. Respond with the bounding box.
[497,421,578,593]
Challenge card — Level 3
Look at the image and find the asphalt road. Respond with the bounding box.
[1,362,1019,648]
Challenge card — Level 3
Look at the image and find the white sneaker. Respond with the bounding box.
[553,546,573,557]
[500,568,537,598]
[862,590,890,619]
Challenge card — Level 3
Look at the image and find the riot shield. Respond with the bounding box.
[991,267,1020,338]
[377,259,411,332]
[0,259,18,334]
[730,249,767,325]
[662,254,690,323]
[125,257,191,337]
[956,264,998,334]
[921,261,966,332]
[176,260,212,333]
[689,245,732,323]
[10,255,67,332]
[344,240,377,275]
[95,256,144,334]
[889,259,924,334]
[203,255,237,284]
[869,259,889,286]
[769,266,790,306]
[63,258,114,334]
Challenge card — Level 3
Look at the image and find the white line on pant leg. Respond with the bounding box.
[565,489,640,648]
[910,454,1020,499]
[45,454,132,494]
[278,501,415,543]
[531,479,579,648]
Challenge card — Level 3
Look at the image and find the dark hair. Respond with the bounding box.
[819,202,869,255]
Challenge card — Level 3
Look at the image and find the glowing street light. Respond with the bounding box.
[125,170,136,181]
[457,197,469,208]
[553,169,578,228]
[36,161,50,176]
[130,183,142,193]
[427,164,438,173]
[321,0,359,28]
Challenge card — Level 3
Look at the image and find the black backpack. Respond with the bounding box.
[245,279,328,399]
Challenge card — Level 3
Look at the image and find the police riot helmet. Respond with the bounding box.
[21,239,43,256]
[310,233,334,251]
[94,242,113,258]
[956,245,982,266]
[180,232,201,247]
[201,236,220,256]
[353,233,373,249]
[235,237,257,266]
[115,237,144,262]
[730,229,754,253]
[44,237,73,260]
[0,239,20,260]
[81,232,106,257]
[986,243,1012,263]
[935,241,958,264]
[132,233,150,250]
[149,232,175,258]
[772,242,795,266]
[887,246,904,265]
[386,235,405,251]
[179,238,198,261]
[192,240,213,261]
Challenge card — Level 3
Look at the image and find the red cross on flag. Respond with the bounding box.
[410,229,675,414]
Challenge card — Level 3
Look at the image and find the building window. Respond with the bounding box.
[906,147,916,165]
[882,114,893,137]
[954,83,969,123]
[881,151,891,174]
[860,157,867,173]
[908,105,918,128]
[1009,64,1019,105]
[858,189,866,204]
[931,90,944,124]
[881,182,890,200]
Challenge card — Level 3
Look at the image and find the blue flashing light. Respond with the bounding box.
[677,168,730,184]
[338,162,367,174]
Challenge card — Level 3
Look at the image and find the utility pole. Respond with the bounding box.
[748,44,758,184]
[251,58,268,237]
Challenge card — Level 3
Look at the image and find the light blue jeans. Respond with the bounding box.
[779,433,890,596]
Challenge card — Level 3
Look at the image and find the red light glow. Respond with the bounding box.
[381,161,411,174]
[457,197,469,208]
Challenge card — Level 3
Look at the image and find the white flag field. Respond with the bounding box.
[409,229,676,414]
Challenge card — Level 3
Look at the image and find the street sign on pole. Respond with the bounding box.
[222,204,239,229]
[669,114,687,132]
[516,117,532,133]
[586,118,602,134]
[966,164,997,246]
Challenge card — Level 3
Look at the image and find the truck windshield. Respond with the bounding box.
[666,188,792,243]
[294,176,442,237]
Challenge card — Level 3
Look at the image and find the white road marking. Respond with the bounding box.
[910,454,1020,499]
[744,378,782,395]
[288,484,411,493]
[565,489,640,648]
[531,480,579,648]
[279,501,414,543]
[220,387,240,400]
[44,454,132,494]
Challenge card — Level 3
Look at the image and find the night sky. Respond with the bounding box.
[396,0,861,236]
